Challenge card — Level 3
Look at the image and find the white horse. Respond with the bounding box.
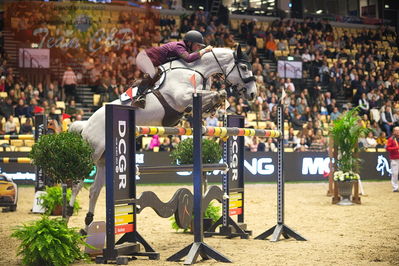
[67,45,257,230]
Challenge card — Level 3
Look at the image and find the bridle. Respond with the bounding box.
[211,49,256,95]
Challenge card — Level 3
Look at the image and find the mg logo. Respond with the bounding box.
[302,157,330,175]
[244,158,274,175]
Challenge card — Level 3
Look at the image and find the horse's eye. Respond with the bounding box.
[240,65,247,71]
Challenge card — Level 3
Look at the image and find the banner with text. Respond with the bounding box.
[2,151,391,184]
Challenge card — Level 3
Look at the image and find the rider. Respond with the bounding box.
[133,30,213,108]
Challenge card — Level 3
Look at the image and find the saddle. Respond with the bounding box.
[120,67,185,127]
[138,68,163,95]
[120,67,165,104]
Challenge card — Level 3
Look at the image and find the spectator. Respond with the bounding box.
[62,67,77,102]
[376,132,387,148]
[0,97,14,119]
[370,121,382,137]
[159,137,172,151]
[385,127,399,192]
[14,98,29,118]
[284,78,295,93]
[381,106,395,136]
[363,131,377,148]
[205,112,219,127]
[291,113,304,130]
[4,115,17,134]
[265,33,276,60]
[294,137,308,152]
[148,135,161,151]
[330,107,341,121]
[19,118,33,134]
[249,137,259,152]
[310,76,322,106]
[360,114,371,128]
[358,93,370,116]
[264,138,277,152]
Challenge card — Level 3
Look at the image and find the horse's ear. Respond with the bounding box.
[237,44,243,59]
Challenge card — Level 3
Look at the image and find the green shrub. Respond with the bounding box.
[170,138,222,165]
[30,132,94,184]
[11,216,90,266]
[39,186,80,215]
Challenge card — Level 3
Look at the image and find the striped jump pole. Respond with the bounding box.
[136,126,282,138]
[0,134,34,140]
[0,157,32,163]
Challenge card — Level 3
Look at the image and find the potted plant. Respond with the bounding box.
[30,132,94,217]
[11,216,91,265]
[170,137,222,231]
[330,108,369,205]
[39,186,80,216]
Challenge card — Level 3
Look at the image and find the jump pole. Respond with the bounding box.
[204,114,251,239]
[167,93,232,264]
[255,104,306,242]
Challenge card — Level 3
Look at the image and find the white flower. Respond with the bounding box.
[333,170,360,181]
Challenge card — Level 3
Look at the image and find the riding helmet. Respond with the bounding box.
[183,30,205,46]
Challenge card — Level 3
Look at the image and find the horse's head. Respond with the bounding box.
[226,45,257,101]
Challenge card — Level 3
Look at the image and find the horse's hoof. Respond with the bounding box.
[85,212,94,226]
[66,206,74,217]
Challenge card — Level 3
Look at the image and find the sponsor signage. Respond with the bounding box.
[3,151,391,184]
[105,105,136,244]
[109,106,135,201]
[34,115,46,191]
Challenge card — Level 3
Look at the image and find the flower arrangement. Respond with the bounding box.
[333,171,360,182]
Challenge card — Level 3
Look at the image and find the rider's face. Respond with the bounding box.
[192,43,202,51]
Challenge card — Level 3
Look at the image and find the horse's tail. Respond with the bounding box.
[68,120,88,134]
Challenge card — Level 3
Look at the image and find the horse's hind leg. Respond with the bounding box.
[84,159,106,233]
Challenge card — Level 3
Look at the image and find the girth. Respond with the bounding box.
[152,90,184,127]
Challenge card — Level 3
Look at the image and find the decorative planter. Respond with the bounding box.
[337,181,354,206]
[51,205,63,216]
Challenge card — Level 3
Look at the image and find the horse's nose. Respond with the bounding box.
[250,92,255,101]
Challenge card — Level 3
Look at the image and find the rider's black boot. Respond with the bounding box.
[132,74,152,109]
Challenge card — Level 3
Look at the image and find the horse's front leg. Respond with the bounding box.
[66,180,84,221]
[201,90,226,113]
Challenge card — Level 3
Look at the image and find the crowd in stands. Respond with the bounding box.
[0,4,398,153]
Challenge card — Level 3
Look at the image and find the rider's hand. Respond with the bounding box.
[200,46,213,56]
[205,45,213,52]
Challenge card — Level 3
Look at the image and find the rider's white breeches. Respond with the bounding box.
[136,50,156,78]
